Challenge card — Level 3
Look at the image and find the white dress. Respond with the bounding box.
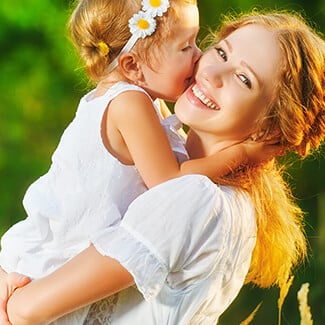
[0,81,188,279]
[56,175,257,324]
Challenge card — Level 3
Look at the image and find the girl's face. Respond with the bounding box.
[139,4,201,102]
[175,24,282,145]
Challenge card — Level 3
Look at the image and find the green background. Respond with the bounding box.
[0,0,324,324]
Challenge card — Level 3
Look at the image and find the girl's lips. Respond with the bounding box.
[186,84,220,110]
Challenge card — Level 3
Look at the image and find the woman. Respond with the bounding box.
[2,10,325,325]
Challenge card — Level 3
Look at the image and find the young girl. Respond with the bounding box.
[0,0,263,282]
[2,9,324,325]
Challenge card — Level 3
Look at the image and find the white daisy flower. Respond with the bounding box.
[141,0,170,17]
[129,11,157,38]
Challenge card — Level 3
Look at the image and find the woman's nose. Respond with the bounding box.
[202,66,223,88]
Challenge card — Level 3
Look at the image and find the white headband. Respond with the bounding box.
[106,0,170,73]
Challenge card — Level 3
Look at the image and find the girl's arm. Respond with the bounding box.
[181,139,282,182]
[6,245,133,325]
[181,143,248,181]
[0,271,31,325]
[108,92,244,188]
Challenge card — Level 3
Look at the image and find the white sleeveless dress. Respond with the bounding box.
[1,82,257,324]
[0,81,188,279]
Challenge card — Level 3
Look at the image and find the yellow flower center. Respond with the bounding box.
[149,0,161,7]
[137,19,149,30]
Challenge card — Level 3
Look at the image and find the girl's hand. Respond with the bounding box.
[243,136,285,166]
[0,268,31,325]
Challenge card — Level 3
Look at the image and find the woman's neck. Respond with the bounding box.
[185,129,240,159]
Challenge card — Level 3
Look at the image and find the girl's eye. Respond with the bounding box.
[238,74,252,89]
[215,47,227,61]
[182,45,192,52]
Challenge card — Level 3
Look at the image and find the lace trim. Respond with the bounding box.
[83,294,119,324]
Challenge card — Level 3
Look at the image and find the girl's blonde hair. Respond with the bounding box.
[68,0,197,83]
[215,11,325,288]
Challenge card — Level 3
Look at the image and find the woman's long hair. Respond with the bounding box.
[215,11,325,288]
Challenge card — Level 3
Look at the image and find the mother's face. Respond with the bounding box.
[175,24,282,143]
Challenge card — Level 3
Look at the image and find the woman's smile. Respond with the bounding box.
[186,83,220,110]
[191,84,219,109]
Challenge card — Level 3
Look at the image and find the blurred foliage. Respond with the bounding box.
[0,0,324,324]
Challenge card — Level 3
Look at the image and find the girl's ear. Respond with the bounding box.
[118,53,143,82]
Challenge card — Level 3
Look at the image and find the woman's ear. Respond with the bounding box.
[118,53,143,82]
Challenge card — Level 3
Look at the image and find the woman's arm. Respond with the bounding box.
[7,245,134,325]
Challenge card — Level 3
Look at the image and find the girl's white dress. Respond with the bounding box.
[0,81,188,279]
[0,81,257,324]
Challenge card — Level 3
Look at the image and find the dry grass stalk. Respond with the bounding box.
[277,274,294,325]
[239,302,263,325]
[297,282,313,325]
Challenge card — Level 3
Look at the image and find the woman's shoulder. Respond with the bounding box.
[125,175,218,212]
[146,174,252,209]
[118,175,256,298]
[123,175,254,242]
[126,174,252,212]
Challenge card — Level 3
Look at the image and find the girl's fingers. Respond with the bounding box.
[0,271,31,324]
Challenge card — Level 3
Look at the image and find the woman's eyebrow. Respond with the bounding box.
[224,39,233,52]
[224,38,262,88]
[241,61,262,88]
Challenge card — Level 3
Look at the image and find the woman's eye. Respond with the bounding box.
[238,74,252,89]
[215,47,227,61]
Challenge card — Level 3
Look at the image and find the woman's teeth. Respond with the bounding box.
[192,85,218,110]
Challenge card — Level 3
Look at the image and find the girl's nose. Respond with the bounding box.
[193,45,202,64]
